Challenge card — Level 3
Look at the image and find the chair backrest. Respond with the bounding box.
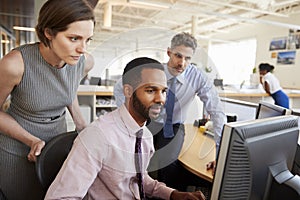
[0,188,6,200]
[35,131,78,190]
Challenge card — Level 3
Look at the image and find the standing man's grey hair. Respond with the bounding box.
[170,32,197,53]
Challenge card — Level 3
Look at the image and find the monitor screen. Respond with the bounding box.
[255,101,291,119]
[211,115,300,200]
[220,97,258,122]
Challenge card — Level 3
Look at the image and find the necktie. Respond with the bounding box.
[135,129,145,199]
[163,77,176,138]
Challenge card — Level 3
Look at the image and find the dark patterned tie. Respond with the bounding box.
[163,77,176,138]
[135,129,145,199]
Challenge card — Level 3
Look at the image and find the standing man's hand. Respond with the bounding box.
[170,190,206,200]
[206,160,216,176]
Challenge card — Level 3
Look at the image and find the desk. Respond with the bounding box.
[218,90,300,109]
[178,124,215,182]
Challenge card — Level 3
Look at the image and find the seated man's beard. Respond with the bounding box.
[132,91,150,120]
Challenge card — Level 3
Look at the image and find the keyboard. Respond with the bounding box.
[204,130,214,138]
[186,185,211,199]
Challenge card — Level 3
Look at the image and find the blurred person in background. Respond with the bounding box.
[259,63,289,108]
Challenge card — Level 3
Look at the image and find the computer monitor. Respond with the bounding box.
[255,100,291,119]
[291,109,300,177]
[211,115,300,200]
[89,77,101,86]
[292,109,300,117]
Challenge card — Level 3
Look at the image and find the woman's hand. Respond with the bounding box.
[27,139,45,162]
[75,123,87,133]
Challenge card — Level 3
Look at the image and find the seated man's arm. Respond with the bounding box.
[144,174,205,200]
[143,173,174,199]
[45,127,104,200]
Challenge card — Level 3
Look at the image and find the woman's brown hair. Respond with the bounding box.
[35,0,95,47]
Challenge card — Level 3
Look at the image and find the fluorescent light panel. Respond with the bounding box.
[129,0,170,9]
[1,40,10,44]
[13,26,35,32]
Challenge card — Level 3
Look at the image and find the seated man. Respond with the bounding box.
[45,57,206,200]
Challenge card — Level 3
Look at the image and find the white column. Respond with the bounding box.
[191,15,198,36]
[103,2,112,27]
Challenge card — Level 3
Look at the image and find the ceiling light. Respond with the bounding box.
[1,40,10,44]
[13,26,35,32]
[129,0,170,9]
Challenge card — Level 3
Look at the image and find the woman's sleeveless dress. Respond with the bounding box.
[0,43,85,200]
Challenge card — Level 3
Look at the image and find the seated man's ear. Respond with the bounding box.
[123,84,133,98]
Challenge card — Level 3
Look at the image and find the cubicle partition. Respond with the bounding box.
[220,97,258,122]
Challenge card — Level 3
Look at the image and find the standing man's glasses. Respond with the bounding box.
[170,51,192,62]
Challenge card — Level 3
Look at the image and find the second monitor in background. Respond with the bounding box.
[89,77,102,86]
[255,100,292,119]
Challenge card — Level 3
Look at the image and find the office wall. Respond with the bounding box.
[213,12,300,89]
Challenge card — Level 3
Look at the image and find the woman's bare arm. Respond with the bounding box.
[0,50,45,162]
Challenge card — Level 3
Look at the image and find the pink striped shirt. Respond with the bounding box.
[45,104,174,200]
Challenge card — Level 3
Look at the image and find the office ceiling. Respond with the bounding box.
[92,0,300,47]
[1,0,300,53]
[0,0,34,35]
[0,0,98,35]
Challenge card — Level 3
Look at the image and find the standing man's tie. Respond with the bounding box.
[135,129,145,199]
[164,77,176,138]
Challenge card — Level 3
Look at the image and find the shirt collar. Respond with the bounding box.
[163,63,187,84]
[118,104,147,137]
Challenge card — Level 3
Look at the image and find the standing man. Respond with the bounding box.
[45,57,206,200]
[114,32,226,191]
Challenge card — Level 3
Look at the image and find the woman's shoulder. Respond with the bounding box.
[0,48,24,77]
[14,42,39,52]
[265,72,275,78]
[0,49,24,92]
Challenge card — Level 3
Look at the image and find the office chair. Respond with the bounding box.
[35,131,78,190]
[0,188,6,200]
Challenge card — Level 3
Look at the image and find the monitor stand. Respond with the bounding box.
[266,152,300,200]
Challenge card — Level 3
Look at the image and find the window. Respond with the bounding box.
[208,38,257,85]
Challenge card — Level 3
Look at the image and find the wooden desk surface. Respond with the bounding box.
[178,124,215,182]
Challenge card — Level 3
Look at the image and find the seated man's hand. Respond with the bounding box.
[206,160,216,176]
[170,190,206,200]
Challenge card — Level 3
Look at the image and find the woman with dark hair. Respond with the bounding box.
[259,63,289,108]
[0,0,95,199]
